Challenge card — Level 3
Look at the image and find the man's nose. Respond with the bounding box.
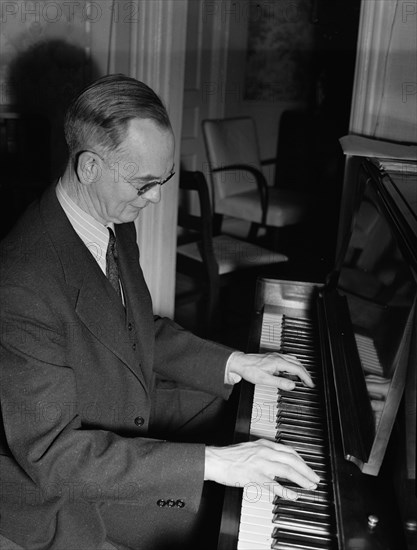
[144,184,161,203]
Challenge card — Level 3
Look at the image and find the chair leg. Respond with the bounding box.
[266,226,283,252]
[213,214,223,236]
[248,223,260,241]
[206,281,220,338]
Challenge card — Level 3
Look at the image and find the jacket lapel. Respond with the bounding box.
[39,185,148,391]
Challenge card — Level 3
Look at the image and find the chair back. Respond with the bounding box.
[177,171,219,282]
[202,117,262,204]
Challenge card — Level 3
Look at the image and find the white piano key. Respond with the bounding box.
[243,499,275,512]
[237,541,272,550]
[241,513,274,528]
[237,523,273,541]
[241,505,274,518]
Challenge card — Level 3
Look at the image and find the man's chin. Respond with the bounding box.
[117,204,148,223]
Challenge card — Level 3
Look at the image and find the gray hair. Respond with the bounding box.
[64,74,171,159]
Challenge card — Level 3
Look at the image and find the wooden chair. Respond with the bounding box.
[202,117,311,241]
[175,171,287,336]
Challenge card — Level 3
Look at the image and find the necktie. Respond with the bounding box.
[106,228,122,299]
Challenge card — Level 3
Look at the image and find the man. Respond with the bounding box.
[0,75,320,550]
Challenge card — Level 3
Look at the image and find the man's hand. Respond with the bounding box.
[225,351,314,390]
[205,439,320,500]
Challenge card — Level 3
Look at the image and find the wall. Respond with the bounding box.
[0,0,187,316]
[0,0,92,178]
[223,0,314,170]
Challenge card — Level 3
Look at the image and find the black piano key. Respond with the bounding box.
[273,484,330,504]
[277,410,323,425]
[277,414,323,426]
[272,543,331,550]
[280,390,321,402]
[277,387,321,402]
[282,336,315,345]
[278,395,323,410]
[277,403,324,419]
[273,497,332,512]
[271,527,335,549]
[280,344,318,354]
[288,349,316,355]
[283,317,312,325]
[273,514,332,536]
[276,433,326,450]
[285,388,321,397]
[272,538,335,550]
[277,411,323,424]
[277,437,326,456]
[298,454,329,470]
[281,326,315,335]
[281,343,317,354]
[273,502,332,521]
[276,423,324,439]
[275,481,330,494]
[277,420,324,434]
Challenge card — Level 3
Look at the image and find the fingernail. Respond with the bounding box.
[285,380,295,390]
[308,483,318,490]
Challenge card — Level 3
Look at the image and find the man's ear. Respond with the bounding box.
[75,151,103,185]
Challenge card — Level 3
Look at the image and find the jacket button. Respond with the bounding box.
[157,499,166,507]
[128,322,133,331]
[134,416,145,427]
[132,342,137,351]
[176,499,185,508]
[167,499,175,507]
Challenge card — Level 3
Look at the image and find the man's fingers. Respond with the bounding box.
[205,439,321,492]
[269,483,300,501]
[275,377,296,390]
[257,439,321,487]
[244,481,299,501]
[371,399,385,412]
[273,454,320,487]
[272,354,314,387]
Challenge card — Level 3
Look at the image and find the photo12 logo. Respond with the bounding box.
[0,1,140,24]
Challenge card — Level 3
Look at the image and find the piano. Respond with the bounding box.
[217,157,417,550]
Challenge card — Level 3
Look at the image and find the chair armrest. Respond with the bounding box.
[261,157,276,167]
[211,164,269,226]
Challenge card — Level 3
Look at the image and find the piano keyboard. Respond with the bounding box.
[237,311,337,550]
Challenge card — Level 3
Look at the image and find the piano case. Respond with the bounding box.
[217,159,417,550]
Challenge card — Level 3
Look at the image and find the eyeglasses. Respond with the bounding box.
[130,171,175,197]
[76,149,175,196]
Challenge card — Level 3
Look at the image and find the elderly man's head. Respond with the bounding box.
[62,74,175,225]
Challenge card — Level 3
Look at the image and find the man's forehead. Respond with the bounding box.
[113,118,174,174]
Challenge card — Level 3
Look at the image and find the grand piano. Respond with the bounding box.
[217,156,417,550]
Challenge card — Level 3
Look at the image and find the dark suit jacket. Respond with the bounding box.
[0,185,232,549]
